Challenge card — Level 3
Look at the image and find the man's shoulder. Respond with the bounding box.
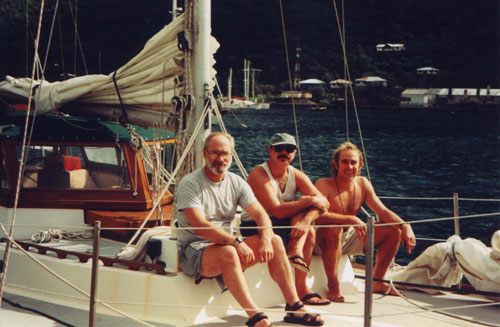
[178,169,203,186]
[225,170,247,184]
[356,175,370,186]
[247,164,268,181]
[316,176,334,185]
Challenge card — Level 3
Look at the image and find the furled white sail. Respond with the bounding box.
[387,231,500,299]
[0,12,219,129]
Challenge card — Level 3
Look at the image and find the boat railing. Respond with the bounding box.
[1,194,499,326]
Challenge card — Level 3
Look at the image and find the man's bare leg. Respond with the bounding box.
[247,234,323,324]
[287,213,309,271]
[371,226,401,295]
[317,226,345,302]
[201,244,271,327]
[291,230,330,304]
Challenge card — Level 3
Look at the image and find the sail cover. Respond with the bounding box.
[0,13,219,129]
[387,231,500,300]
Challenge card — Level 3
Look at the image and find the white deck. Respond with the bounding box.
[1,238,499,327]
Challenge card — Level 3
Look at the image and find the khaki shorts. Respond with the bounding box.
[315,227,365,255]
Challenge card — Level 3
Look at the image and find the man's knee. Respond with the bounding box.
[318,226,342,249]
[215,245,241,266]
[271,234,286,252]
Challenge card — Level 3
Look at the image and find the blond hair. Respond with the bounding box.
[330,141,363,176]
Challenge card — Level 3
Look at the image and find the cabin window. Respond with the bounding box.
[19,145,131,189]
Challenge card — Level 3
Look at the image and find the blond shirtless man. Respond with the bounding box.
[314,142,416,302]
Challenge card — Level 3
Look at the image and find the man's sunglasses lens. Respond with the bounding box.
[274,145,296,153]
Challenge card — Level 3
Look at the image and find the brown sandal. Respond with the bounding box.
[246,312,273,327]
[284,301,324,326]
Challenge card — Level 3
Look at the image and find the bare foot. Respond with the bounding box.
[327,287,345,302]
[248,312,272,327]
[300,292,330,305]
[254,318,272,327]
[372,281,403,296]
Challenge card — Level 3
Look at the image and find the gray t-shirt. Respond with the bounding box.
[176,168,256,245]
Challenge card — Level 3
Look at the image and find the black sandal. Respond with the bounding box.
[245,312,273,327]
[284,301,324,326]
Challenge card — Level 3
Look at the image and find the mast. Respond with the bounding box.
[243,59,250,99]
[191,0,212,169]
[293,38,301,90]
[171,0,179,20]
[228,67,233,99]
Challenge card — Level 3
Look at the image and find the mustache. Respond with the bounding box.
[278,154,290,159]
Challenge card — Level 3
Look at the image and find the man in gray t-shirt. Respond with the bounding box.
[175,132,323,327]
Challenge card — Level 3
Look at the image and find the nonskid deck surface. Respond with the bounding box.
[2,286,497,327]
[1,293,174,327]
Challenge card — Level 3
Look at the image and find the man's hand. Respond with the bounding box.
[255,236,274,263]
[400,223,416,254]
[299,195,329,213]
[310,195,330,213]
[235,242,255,265]
[290,216,311,238]
[349,216,367,241]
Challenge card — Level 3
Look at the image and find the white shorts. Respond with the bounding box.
[315,227,365,255]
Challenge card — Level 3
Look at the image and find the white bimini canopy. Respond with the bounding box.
[299,78,325,85]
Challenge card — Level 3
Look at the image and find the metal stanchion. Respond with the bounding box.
[89,221,101,327]
[453,193,460,236]
[364,215,375,327]
[452,193,462,289]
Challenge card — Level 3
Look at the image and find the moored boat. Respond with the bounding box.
[0,1,499,327]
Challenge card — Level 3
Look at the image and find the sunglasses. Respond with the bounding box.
[273,144,297,153]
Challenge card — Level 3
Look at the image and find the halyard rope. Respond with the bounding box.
[0,0,46,306]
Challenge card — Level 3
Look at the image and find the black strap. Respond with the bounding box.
[112,71,130,125]
[246,312,268,327]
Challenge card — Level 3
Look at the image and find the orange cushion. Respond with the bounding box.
[62,155,82,171]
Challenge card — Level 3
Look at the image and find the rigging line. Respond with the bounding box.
[112,71,131,125]
[341,0,349,141]
[381,195,500,201]
[357,276,500,298]
[42,0,61,72]
[0,224,158,327]
[211,96,248,179]
[66,0,88,75]
[0,0,47,306]
[331,0,372,183]
[57,9,66,79]
[57,115,106,131]
[122,100,213,249]
[375,279,500,327]
[278,0,303,171]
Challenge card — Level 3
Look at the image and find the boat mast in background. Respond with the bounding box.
[227,67,233,100]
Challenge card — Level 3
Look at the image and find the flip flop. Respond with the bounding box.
[288,255,310,273]
[301,293,330,306]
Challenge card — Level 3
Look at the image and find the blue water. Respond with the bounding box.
[219,106,500,263]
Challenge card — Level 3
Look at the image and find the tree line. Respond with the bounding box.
[0,0,497,97]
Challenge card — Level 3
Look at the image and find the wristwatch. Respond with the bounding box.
[232,236,243,247]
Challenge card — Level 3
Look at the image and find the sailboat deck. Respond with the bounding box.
[2,237,498,326]
[2,285,498,327]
